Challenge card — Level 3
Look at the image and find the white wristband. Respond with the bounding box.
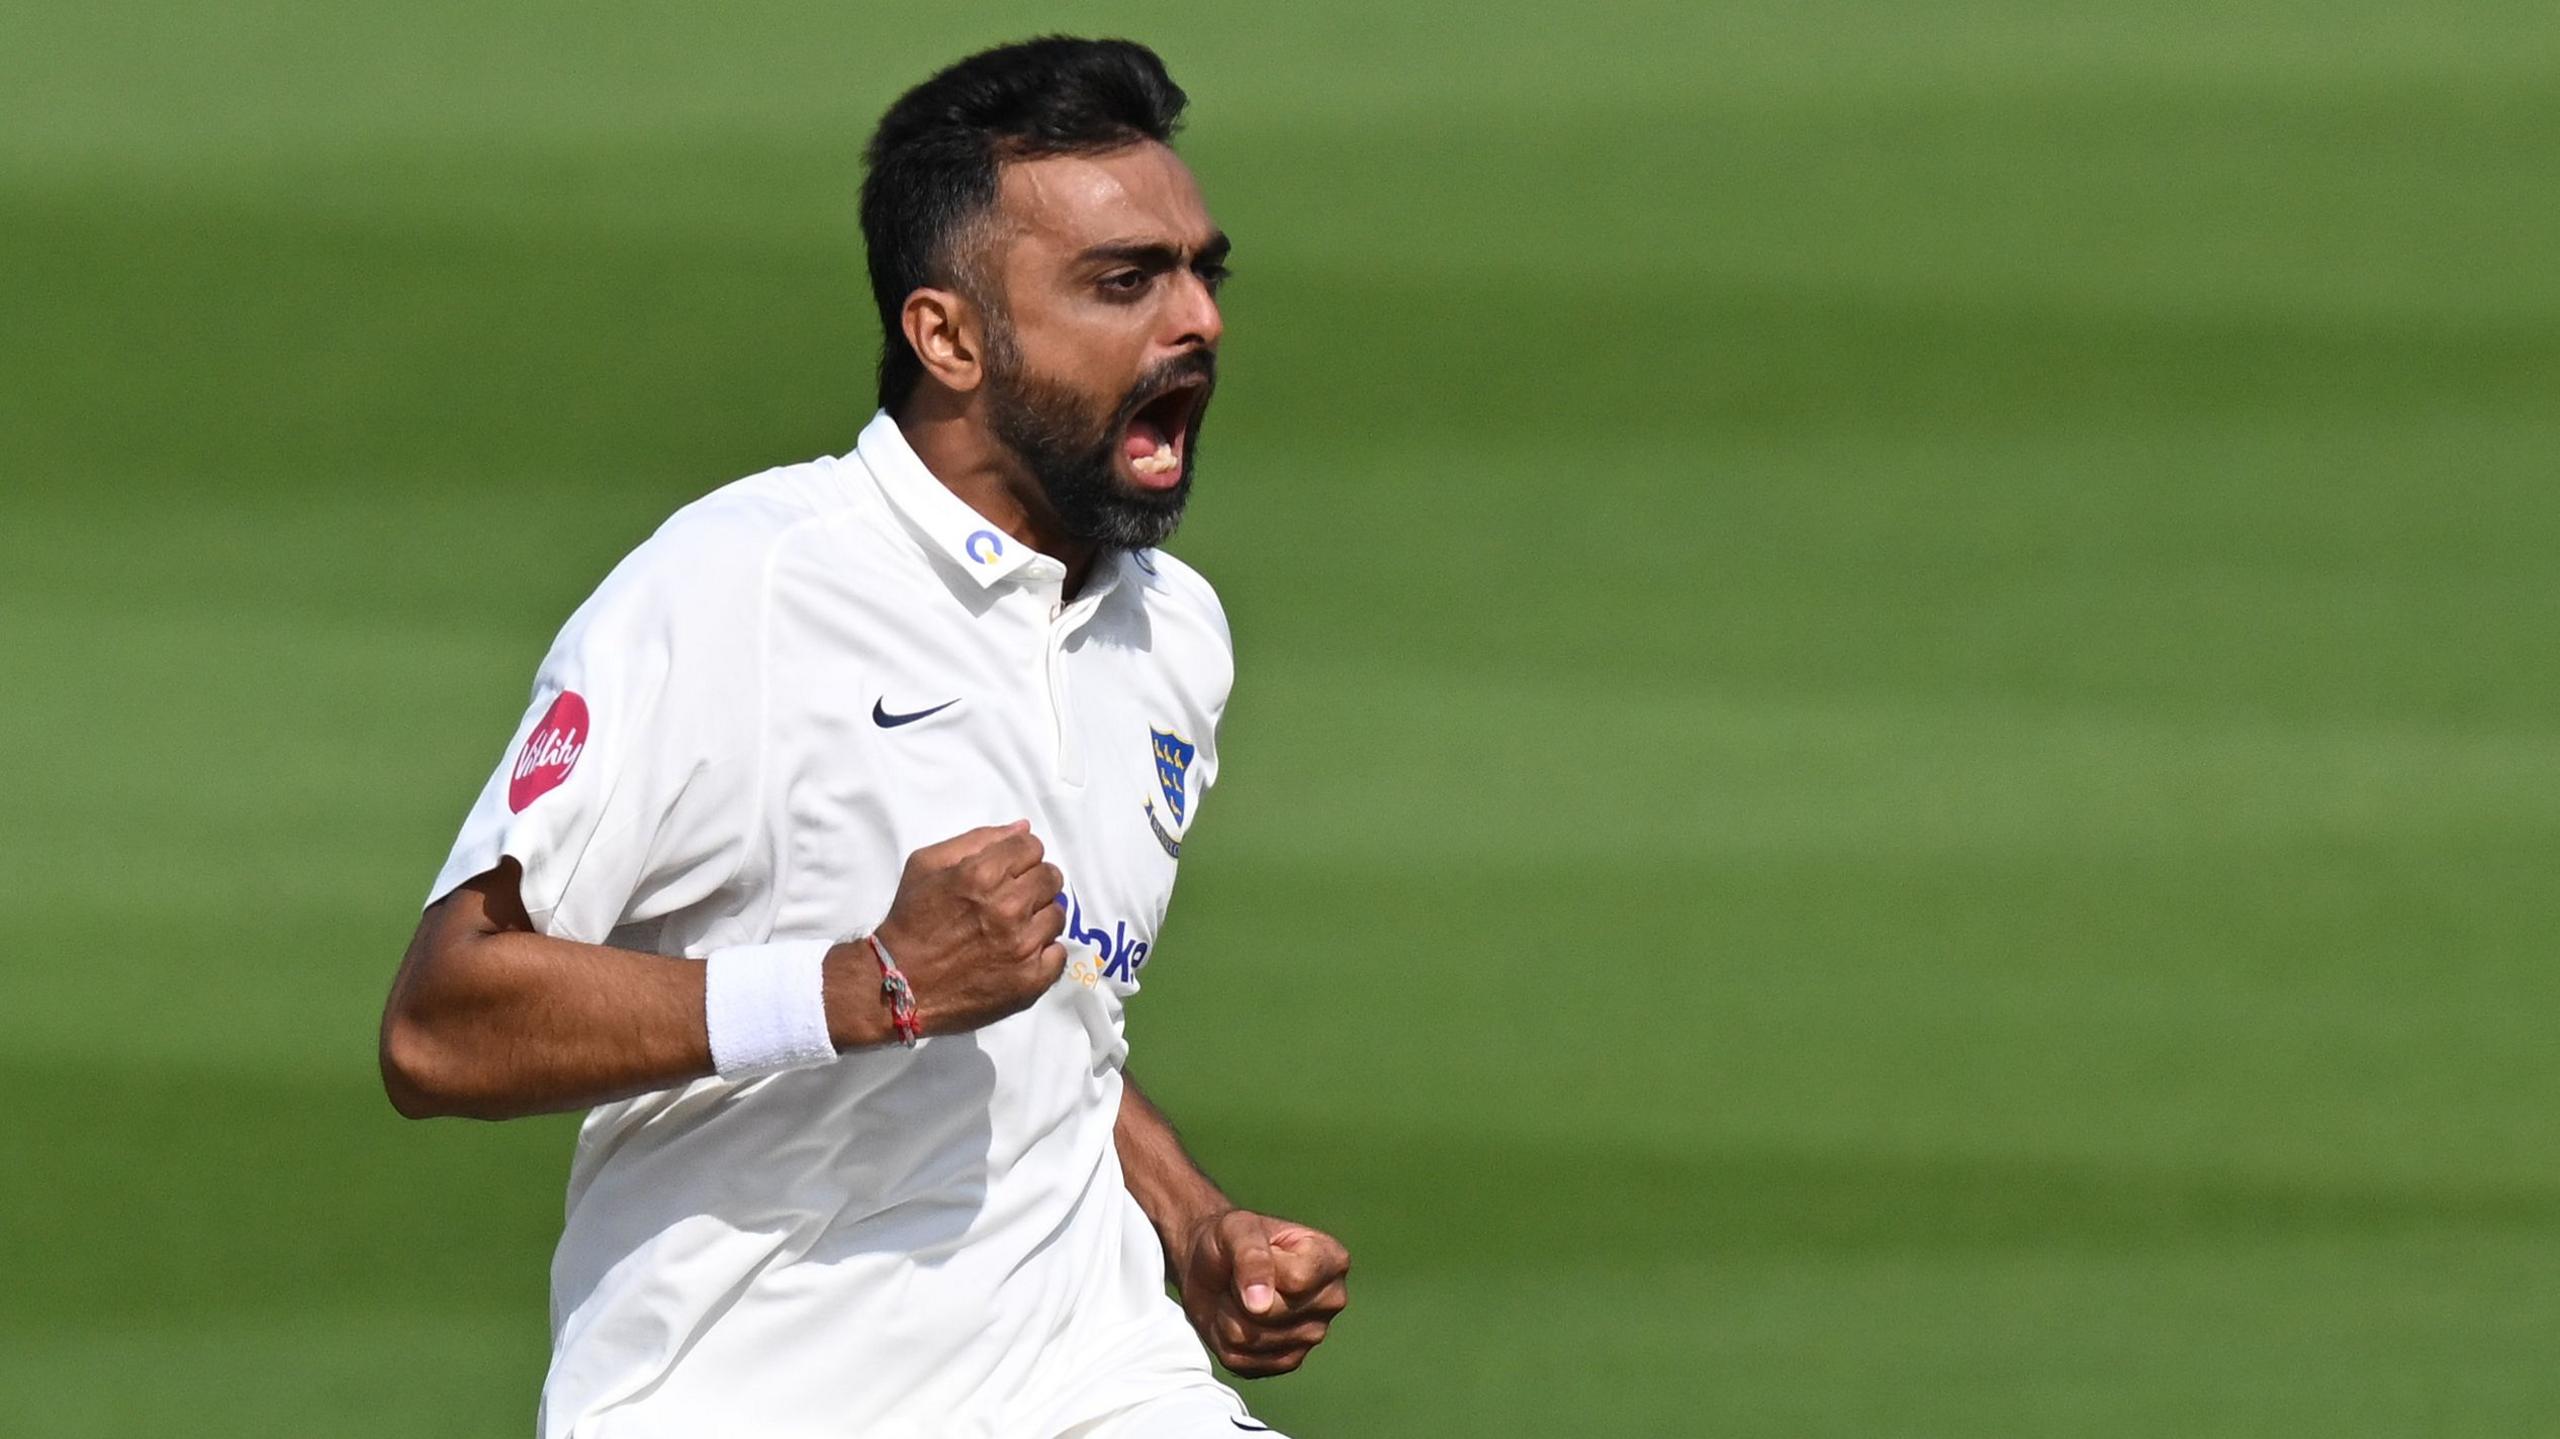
[704,940,838,1080]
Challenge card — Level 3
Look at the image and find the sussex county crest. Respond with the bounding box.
[1147,728,1196,858]
[1150,728,1195,824]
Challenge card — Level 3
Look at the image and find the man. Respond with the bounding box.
[380,37,1349,1438]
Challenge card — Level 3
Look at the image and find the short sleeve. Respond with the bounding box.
[426,522,766,943]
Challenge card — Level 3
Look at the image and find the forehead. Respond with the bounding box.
[991,142,1216,259]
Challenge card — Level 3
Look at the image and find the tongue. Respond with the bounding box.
[1124,416,1169,461]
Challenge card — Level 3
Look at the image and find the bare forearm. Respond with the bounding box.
[380,865,886,1120]
[1120,1074,1356,1375]
[382,927,710,1119]
[1116,1073,1233,1260]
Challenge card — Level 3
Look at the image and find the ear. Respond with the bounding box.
[901,288,986,394]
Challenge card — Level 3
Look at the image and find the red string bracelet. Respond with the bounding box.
[865,934,923,1048]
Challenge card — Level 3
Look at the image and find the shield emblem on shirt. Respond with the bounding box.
[1150,728,1196,827]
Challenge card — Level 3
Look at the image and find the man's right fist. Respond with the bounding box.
[825,821,1068,1046]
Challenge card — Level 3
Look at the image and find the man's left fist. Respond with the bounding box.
[1174,1208,1351,1377]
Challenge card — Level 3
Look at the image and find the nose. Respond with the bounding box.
[1171,269,1223,352]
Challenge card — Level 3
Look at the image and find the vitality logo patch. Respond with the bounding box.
[508,691,588,812]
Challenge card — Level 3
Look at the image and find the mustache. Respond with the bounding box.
[1114,350,1218,427]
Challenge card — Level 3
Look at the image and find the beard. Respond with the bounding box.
[981,330,1213,552]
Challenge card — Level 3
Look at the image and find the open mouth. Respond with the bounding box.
[1120,378,1208,491]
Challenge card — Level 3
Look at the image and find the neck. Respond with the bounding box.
[894,398,1101,597]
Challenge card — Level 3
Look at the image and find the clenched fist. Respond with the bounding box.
[1174,1209,1352,1378]
[825,821,1068,1046]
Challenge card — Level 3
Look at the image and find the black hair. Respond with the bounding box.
[860,37,1189,413]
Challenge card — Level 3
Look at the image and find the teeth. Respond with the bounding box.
[1131,443,1179,477]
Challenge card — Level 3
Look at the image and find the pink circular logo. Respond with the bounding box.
[508,691,589,812]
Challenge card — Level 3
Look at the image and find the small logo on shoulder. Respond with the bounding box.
[1146,727,1196,858]
[509,691,588,812]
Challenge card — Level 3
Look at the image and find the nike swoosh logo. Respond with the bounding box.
[872,697,960,728]
[1229,1423,1273,1433]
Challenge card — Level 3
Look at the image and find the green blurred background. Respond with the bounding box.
[5,2,2557,1434]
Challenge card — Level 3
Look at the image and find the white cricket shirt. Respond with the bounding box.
[427,412,1247,1438]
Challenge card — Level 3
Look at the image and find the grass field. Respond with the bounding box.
[6,3,2559,1434]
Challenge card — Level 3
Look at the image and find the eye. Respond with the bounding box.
[1099,269,1149,297]
[1196,263,1231,295]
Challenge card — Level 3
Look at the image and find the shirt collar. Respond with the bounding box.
[852,410,1132,607]
[854,410,1044,588]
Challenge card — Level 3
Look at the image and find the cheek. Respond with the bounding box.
[1016,296,1151,370]
[1014,330,1145,408]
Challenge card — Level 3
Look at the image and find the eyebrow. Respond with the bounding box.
[1077,231,1232,270]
